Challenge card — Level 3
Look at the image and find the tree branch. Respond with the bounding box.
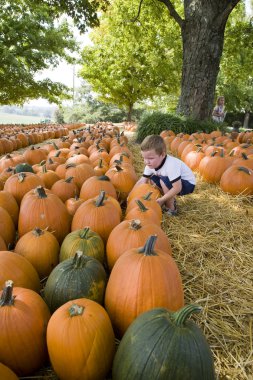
[216,0,241,25]
[128,0,145,22]
[158,0,183,28]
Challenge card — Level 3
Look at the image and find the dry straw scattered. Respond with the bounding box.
[129,136,253,380]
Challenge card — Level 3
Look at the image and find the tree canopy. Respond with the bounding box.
[79,0,181,120]
[0,0,106,105]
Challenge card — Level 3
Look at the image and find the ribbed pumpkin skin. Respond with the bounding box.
[106,220,172,270]
[0,283,51,376]
[59,227,105,263]
[0,251,41,292]
[47,298,115,380]
[105,236,184,337]
[14,228,60,279]
[112,306,215,380]
[44,253,107,312]
[18,186,71,244]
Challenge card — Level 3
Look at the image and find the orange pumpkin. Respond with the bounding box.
[0,190,19,227]
[79,175,117,201]
[0,250,41,292]
[14,228,60,279]
[106,219,172,270]
[71,191,121,243]
[47,298,115,380]
[220,166,253,195]
[0,207,16,248]
[0,363,19,380]
[105,235,184,337]
[18,186,71,244]
[0,280,50,376]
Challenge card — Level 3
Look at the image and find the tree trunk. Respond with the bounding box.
[243,112,250,129]
[127,103,133,122]
[159,0,240,120]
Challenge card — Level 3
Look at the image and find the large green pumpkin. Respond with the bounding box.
[59,227,105,263]
[112,305,215,380]
[44,251,107,312]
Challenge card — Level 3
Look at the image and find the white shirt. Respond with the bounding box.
[143,155,196,185]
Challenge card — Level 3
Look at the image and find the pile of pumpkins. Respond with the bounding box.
[0,123,216,380]
[161,129,253,195]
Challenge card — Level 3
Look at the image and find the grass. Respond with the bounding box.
[0,112,46,125]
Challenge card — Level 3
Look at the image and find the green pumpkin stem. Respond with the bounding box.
[142,192,153,201]
[73,250,88,268]
[172,304,202,326]
[135,199,149,212]
[69,303,84,317]
[65,176,74,183]
[138,235,158,256]
[0,280,15,306]
[95,190,106,207]
[36,186,48,198]
[79,227,90,239]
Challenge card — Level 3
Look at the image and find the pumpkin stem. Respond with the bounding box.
[79,227,90,239]
[73,250,89,268]
[135,199,149,212]
[53,142,59,150]
[18,172,26,182]
[98,175,110,182]
[65,176,74,183]
[138,235,158,256]
[115,165,123,172]
[129,219,142,230]
[35,186,48,198]
[172,304,202,326]
[95,190,106,207]
[32,227,44,237]
[69,303,84,317]
[238,166,252,175]
[0,280,15,306]
[142,192,153,201]
[42,164,48,173]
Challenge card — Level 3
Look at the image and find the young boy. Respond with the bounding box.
[136,134,196,216]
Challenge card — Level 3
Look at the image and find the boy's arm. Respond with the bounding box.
[156,179,182,206]
[131,176,149,193]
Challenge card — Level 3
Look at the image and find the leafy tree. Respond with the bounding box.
[79,0,181,121]
[0,0,107,105]
[216,4,253,125]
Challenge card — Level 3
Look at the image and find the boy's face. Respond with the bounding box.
[141,149,166,169]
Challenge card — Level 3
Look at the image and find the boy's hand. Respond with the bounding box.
[156,197,165,207]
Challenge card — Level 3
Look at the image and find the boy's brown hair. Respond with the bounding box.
[140,135,166,155]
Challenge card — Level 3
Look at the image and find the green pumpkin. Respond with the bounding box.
[112,305,216,380]
[15,162,34,173]
[44,251,107,312]
[59,227,105,263]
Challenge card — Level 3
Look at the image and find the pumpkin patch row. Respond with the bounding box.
[160,129,253,195]
[0,122,215,379]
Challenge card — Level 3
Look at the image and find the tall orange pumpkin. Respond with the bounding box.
[0,280,50,376]
[18,186,71,244]
[47,298,115,380]
[105,235,184,337]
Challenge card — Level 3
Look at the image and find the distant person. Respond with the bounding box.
[133,135,196,216]
[212,96,226,123]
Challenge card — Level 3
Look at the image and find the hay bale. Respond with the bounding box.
[129,137,253,380]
